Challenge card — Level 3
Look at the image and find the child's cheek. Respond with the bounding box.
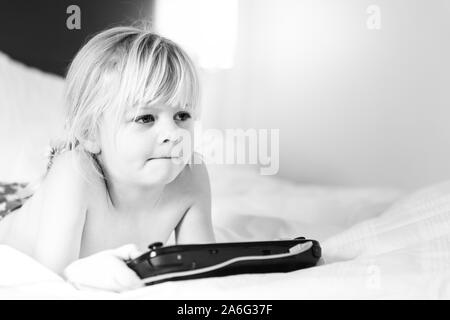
[116,132,157,163]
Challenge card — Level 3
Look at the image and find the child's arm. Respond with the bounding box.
[175,162,216,244]
[32,150,88,275]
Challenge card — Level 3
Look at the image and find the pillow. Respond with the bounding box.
[0,245,66,290]
[0,52,65,183]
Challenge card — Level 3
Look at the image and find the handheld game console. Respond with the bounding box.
[126,237,322,285]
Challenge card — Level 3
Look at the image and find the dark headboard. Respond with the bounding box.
[0,0,155,76]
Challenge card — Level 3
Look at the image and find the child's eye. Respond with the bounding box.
[174,111,191,122]
[135,114,155,124]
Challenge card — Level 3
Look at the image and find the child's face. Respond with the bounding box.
[96,103,194,186]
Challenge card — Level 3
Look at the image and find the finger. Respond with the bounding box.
[316,258,326,266]
[112,244,142,260]
[112,267,144,292]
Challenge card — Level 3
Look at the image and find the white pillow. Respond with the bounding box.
[0,52,65,183]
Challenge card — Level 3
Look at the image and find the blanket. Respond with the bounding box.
[4,167,450,299]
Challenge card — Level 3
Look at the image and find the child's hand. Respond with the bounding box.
[63,244,144,293]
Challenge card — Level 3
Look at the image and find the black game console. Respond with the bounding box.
[126,237,322,285]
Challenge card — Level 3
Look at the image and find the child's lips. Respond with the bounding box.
[147,156,180,161]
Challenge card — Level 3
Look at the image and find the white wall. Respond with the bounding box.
[157,0,450,189]
[196,0,450,190]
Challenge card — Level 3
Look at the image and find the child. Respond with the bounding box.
[0,25,215,292]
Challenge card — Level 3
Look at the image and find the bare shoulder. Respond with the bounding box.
[0,149,94,253]
[45,149,87,185]
[39,149,96,211]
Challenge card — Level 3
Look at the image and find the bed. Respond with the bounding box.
[1,50,450,300]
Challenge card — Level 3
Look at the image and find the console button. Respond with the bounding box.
[312,245,322,258]
[148,242,164,250]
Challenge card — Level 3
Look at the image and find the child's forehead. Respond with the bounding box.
[127,102,190,114]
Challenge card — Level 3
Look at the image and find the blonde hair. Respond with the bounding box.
[58,24,200,183]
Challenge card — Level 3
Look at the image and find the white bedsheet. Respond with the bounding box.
[3,166,450,299]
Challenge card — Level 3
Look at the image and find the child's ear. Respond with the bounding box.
[82,140,101,155]
[77,128,101,154]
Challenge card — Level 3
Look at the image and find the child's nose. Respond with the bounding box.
[159,133,182,145]
[157,124,182,145]
[156,114,184,145]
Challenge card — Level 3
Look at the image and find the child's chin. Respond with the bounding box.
[143,160,184,183]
